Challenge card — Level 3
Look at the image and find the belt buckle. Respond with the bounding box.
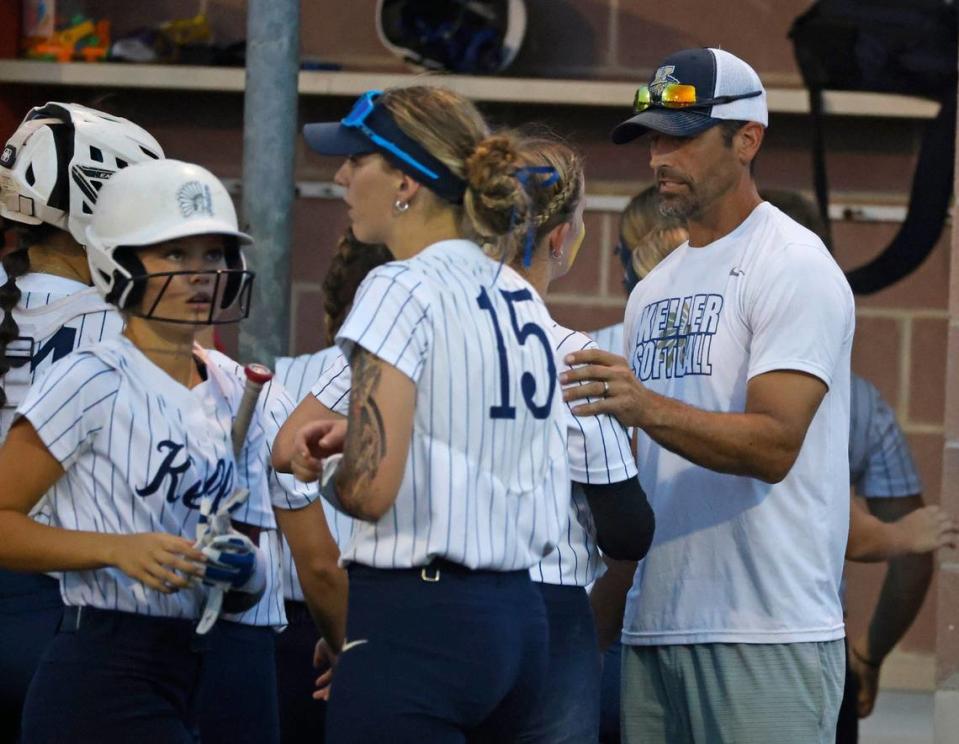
[420,566,441,583]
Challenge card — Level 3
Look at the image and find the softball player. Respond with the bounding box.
[0,102,163,741]
[0,158,266,743]
[196,344,348,744]
[272,229,391,744]
[283,86,570,742]
[502,137,653,744]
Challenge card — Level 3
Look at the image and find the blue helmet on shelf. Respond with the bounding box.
[376,0,527,75]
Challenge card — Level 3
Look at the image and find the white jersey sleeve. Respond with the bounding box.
[276,349,344,407]
[532,325,637,587]
[311,349,351,414]
[336,265,433,382]
[274,347,351,602]
[744,243,855,387]
[17,351,120,469]
[559,329,636,485]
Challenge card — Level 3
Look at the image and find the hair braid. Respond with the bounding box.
[0,243,31,407]
[533,173,580,230]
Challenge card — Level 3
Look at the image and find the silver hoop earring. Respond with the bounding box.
[394,199,410,214]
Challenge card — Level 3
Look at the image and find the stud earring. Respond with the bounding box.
[394,199,410,214]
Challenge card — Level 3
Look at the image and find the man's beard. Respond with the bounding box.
[656,187,701,221]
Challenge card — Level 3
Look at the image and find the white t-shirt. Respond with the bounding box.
[334,239,569,571]
[621,201,855,646]
[531,324,636,587]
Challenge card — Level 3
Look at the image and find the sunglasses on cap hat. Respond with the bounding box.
[633,84,762,113]
[341,91,440,181]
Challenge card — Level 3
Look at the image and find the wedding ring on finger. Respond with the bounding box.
[603,380,610,398]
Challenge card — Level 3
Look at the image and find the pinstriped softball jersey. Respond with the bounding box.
[276,347,353,602]
[202,348,319,627]
[531,325,636,587]
[0,272,123,444]
[848,372,922,498]
[207,351,319,626]
[16,335,266,619]
[589,323,626,359]
[333,239,569,570]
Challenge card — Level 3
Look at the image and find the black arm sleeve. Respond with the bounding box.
[581,478,655,562]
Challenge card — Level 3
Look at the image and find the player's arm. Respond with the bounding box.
[563,355,826,484]
[272,394,343,473]
[590,557,637,651]
[581,479,654,561]
[332,346,415,521]
[274,500,348,652]
[846,495,957,562]
[0,419,203,589]
[850,494,946,717]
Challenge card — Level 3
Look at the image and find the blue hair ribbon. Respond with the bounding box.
[514,166,559,268]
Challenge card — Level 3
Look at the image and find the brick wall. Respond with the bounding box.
[5,0,947,674]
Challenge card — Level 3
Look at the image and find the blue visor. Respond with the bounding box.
[303,90,467,204]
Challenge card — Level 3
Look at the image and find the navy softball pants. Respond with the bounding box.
[324,561,549,744]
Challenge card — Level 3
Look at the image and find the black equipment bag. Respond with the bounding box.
[789,0,958,293]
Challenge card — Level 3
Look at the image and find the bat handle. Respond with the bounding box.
[231,363,274,460]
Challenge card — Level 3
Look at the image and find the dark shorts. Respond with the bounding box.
[274,600,326,744]
[20,606,204,744]
[324,561,549,744]
[516,583,601,744]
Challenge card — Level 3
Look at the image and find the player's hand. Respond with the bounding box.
[313,638,339,701]
[896,505,959,554]
[560,349,647,427]
[849,640,881,718]
[106,532,205,593]
[292,420,348,483]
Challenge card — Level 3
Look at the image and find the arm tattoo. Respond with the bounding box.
[336,347,387,510]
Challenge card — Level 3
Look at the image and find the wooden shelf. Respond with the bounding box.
[0,60,941,119]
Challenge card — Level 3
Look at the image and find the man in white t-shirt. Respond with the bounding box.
[563,48,855,744]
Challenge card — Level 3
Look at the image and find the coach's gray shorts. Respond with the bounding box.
[621,640,845,744]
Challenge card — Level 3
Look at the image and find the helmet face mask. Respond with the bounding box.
[0,102,164,245]
[85,159,255,325]
[104,241,254,325]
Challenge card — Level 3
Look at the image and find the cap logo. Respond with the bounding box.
[650,65,680,96]
[0,145,16,169]
[177,182,213,218]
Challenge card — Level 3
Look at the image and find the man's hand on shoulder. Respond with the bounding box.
[560,349,651,428]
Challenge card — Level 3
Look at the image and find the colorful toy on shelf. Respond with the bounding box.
[22,13,110,63]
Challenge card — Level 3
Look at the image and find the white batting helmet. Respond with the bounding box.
[85,159,253,322]
[0,102,164,245]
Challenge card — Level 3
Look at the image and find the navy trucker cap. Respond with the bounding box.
[612,47,768,144]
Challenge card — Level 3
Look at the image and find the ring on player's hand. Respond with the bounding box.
[602,380,610,398]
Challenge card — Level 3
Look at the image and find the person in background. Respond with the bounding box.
[272,229,392,744]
